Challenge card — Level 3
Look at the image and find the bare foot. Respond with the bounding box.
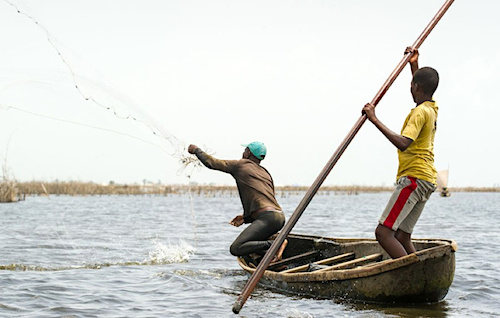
[270,239,288,263]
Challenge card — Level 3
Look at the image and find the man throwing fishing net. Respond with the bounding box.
[188,142,287,263]
[363,48,439,259]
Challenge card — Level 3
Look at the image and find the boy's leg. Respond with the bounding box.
[375,224,408,258]
[395,229,416,254]
[377,177,435,258]
[397,181,436,253]
[376,177,419,258]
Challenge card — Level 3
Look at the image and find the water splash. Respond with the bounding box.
[0,239,195,272]
[144,239,195,265]
[285,308,314,318]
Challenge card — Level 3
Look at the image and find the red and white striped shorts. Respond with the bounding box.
[379,176,437,233]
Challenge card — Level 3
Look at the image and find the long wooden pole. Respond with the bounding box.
[232,0,455,314]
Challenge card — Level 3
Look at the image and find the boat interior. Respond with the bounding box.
[242,233,454,273]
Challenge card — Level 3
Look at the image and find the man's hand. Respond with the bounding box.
[187,144,198,154]
[229,215,244,227]
[362,103,377,123]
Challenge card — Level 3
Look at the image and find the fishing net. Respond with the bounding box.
[0,0,206,179]
[0,0,207,253]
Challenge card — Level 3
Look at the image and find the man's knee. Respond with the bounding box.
[230,242,243,256]
[229,240,245,256]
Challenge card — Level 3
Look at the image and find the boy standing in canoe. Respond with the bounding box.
[362,48,439,259]
[187,142,287,262]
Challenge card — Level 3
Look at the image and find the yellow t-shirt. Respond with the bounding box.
[397,100,438,184]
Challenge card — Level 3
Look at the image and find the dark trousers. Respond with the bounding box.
[229,211,285,256]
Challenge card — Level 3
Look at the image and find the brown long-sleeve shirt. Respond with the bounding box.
[194,148,282,223]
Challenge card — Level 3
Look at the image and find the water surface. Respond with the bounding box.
[1,192,499,317]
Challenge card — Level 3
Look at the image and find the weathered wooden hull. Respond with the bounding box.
[237,234,456,303]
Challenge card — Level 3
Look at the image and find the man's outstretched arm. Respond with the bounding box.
[188,144,234,172]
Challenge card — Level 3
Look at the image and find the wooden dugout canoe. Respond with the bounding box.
[237,233,457,303]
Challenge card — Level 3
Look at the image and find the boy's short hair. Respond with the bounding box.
[413,67,439,95]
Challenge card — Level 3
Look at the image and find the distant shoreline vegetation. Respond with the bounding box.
[0,181,499,201]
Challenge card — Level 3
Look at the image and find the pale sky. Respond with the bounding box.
[0,0,498,187]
